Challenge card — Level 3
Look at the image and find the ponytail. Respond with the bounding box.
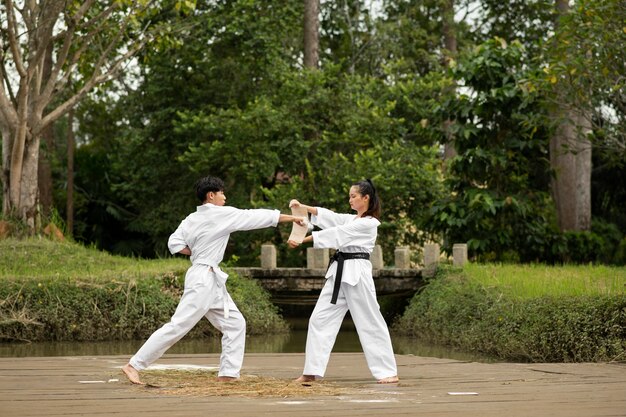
[354,179,381,220]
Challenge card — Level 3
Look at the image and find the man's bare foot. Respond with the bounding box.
[217,376,238,382]
[122,363,144,385]
[377,376,399,384]
[295,374,316,383]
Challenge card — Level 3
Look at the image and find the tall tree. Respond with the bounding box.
[0,0,192,231]
[303,0,320,69]
[549,0,592,231]
[441,0,458,162]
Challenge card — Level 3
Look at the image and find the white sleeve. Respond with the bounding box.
[168,220,188,254]
[311,207,355,229]
[312,220,376,250]
[226,207,281,232]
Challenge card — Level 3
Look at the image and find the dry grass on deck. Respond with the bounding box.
[141,370,352,398]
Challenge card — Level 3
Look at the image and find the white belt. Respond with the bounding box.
[194,260,230,319]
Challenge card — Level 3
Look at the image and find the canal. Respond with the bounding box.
[0,318,495,362]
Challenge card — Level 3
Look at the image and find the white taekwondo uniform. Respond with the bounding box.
[129,203,280,378]
[303,207,397,380]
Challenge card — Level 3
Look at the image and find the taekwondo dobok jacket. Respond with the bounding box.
[311,207,380,287]
[167,203,280,312]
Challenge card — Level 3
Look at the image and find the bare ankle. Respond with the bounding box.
[377,376,399,384]
[122,363,144,385]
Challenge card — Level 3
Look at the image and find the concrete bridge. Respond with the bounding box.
[233,243,469,305]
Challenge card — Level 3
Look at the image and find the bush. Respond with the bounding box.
[563,231,606,263]
[393,266,626,362]
[0,270,287,342]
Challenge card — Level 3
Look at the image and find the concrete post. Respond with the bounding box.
[371,245,384,269]
[260,244,277,269]
[394,246,411,269]
[307,247,329,269]
[453,243,468,267]
[423,243,440,277]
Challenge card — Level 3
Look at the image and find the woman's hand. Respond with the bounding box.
[287,239,301,248]
[289,199,301,208]
[294,217,308,227]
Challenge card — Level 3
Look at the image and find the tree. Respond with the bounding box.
[0,0,193,231]
[441,0,458,162]
[429,39,555,261]
[547,0,592,231]
[303,0,320,69]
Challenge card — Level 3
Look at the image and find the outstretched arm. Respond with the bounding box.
[288,234,313,248]
[289,199,318,216]
[279,214,307,226]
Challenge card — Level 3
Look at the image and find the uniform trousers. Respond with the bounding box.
[129,270,246,378]
[303,276,397,380]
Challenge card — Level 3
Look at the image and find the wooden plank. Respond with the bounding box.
[1,353,624,416]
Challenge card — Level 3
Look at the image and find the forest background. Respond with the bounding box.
[1,0,625,267]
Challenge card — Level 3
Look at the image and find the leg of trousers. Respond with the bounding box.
[205,306,246,378]
[129,281,212,371]
[344,280,398,380]
[302,278,348,377]
[129,281,246,378]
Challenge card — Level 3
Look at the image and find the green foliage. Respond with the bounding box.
[539,0,626,158]
[0,239,287,341]
[394,265,626,362]
[429,38,555,261]
[60,0,626,266]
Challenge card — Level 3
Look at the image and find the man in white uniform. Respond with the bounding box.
[122,176,305,384]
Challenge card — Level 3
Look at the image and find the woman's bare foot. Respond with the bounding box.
[122,363,144,385]
[377,376,399,384]
[295,374,316,383]
[217,376,238,382]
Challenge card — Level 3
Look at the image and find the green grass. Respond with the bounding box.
[394,264,626,362]
[0,238,288,341]
[0,238,189,281]
[464,263,626,298]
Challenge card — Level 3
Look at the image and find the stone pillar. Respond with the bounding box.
[307,247,329,269]
[394,246,411,269]
[371,245,384,269]
[423,243,440,277]
[453,243,468,267]
[261,244,277,269]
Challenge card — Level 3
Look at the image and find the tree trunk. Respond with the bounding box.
[550,0,592,232]
[441,0,457,163]
[66,110,75,236]
[38,44,56,219]
[303,0,320,69]
[1,127,12,214]
[38,124,54,219]
[550,108,592,231]
[18,133,41,230]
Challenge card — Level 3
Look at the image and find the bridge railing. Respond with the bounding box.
[260,242,469,276]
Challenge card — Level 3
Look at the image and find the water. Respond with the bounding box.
[0,318,496,363]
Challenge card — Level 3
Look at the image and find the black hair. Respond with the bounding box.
[353,179,381,220]
[195,176,225,203]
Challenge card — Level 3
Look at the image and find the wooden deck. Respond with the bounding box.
[1,353,625,416]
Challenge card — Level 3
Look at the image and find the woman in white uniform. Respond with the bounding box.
[122,176,305,385]
[288,179,399,384]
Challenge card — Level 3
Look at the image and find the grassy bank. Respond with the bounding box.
[394,264,626,362]
[0,238,288,342]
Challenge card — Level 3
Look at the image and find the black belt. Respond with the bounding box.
[327,251,370,304]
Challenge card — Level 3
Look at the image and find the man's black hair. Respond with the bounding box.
[195,176,225,203]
